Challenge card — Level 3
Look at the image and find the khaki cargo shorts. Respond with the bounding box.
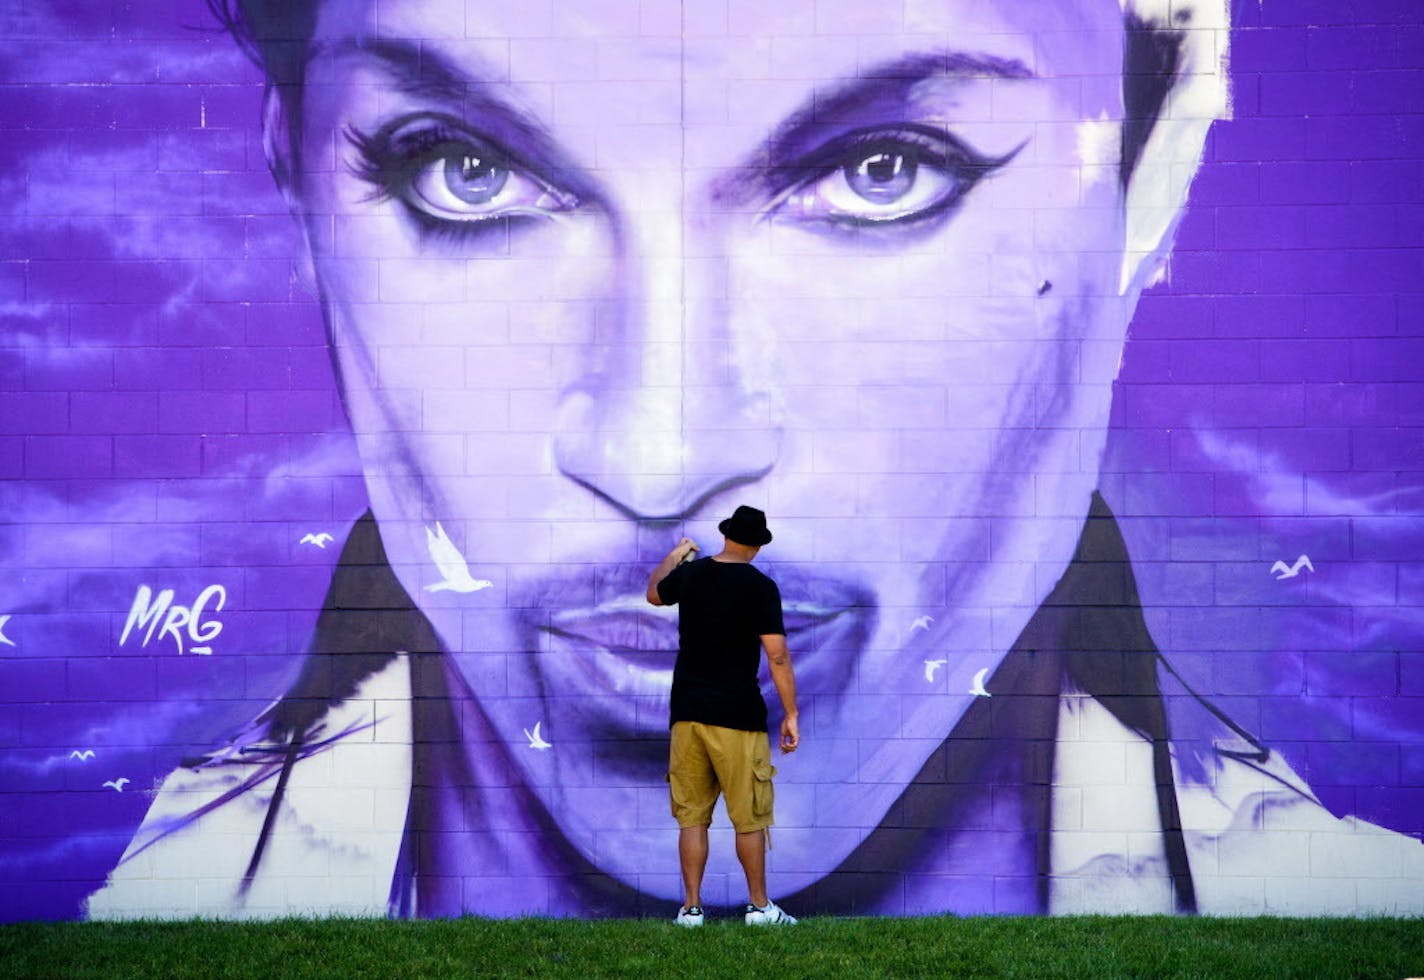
[668,721,776,833]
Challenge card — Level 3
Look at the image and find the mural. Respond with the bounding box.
[2,0,1422,920]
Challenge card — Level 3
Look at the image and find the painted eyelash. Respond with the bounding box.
[805,125,999,173]
[346,123,403,202]
[345,120,490,205]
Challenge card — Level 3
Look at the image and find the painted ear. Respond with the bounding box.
[261,85,318,293]
[1118,15,1230,298]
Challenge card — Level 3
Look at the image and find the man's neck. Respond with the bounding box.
[711,540,758,563]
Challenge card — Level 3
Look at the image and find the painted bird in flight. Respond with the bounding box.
[425,522,494,593]
[523,722,552,750]
[1270,555,1314,580]
[969,668,992,698]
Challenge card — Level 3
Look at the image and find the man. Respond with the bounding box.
[646,506,799,926]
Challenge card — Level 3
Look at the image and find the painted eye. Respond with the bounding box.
[442,152,509,205]
[406,142,570,221]
[349,117,580,229]
[798,142,962,223]
[766,127,1018,230]
[845,149,918,203]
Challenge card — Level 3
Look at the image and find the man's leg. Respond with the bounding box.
[735,828,769,908]
[669,722,717,916]
[721,732,795,925]
[680,825,710,909]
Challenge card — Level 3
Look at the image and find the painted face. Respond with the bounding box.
[295,0,1135,896]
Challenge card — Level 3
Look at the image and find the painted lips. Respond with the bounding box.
[548,595,859,658]
[533,569,874,738]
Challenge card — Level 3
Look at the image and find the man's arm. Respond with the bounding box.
[646,537,698,605]
[762,633,799,753]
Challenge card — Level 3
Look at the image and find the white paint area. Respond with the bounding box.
[1075,113,1119,186]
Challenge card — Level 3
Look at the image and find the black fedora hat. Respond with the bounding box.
[719,505,772,547]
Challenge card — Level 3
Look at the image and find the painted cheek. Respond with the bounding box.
[464,214,612,305]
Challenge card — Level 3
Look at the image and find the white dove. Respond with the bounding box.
[910,615,935,633]
[923,659,947,683]
[969,667,992,698]
[102,778,130,792]
[523,721,552,750]
[424,522,494,593]
[0,614,14,647]
[70,750,95,761]
[1270,554,1314,581]
[300,532,335,549]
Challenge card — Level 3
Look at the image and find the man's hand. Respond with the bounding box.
[669,537,699,564]
[779,713,800,754]
[647,537,699,605]
[763,634,799,752]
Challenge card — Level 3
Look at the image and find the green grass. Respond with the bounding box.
[1,915,1420,979]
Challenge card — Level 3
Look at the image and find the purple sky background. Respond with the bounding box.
[0,0,364,916]
[1,0,1422,919]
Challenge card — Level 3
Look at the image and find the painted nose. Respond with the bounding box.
[553,221,781,521]
[555,383,780,521]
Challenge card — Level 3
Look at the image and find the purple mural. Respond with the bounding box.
[2,0,1423,921]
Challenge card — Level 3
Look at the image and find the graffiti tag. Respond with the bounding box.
[119,584,227,655]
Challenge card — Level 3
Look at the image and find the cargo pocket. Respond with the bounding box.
[751,760,777,823]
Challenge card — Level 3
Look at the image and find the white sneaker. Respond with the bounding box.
[674,905,704,927]
[744,901,797,925]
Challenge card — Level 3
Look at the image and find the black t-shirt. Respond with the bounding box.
[656,557,786,732]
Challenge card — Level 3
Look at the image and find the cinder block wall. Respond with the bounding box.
[1,0,1421,920]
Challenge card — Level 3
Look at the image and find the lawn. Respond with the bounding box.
[2,914,1420,979]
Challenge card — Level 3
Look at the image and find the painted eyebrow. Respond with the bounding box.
[314,37,600,199]
[313,36,504,101]
[715,49,1036,205]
